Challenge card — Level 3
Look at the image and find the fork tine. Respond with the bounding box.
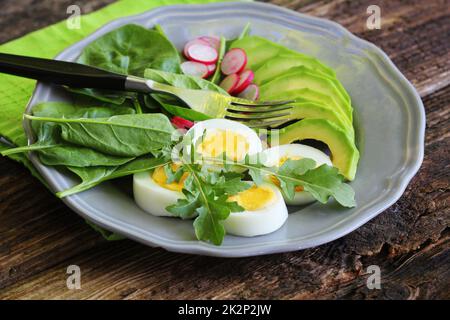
[225,111,291,120]
[230,113,291,126]
[227,103,293,113]
[230,97,294,107]
[244,119,290,128]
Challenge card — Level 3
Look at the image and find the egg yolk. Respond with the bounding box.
[271,155,304,192]
[152,164,189,192]
[197,130,249,161]
[228,185,275,211]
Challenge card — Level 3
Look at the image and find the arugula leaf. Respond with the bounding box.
[25,113,175,157]
[202,155,356,208]
[166,163,246,245]
[164,164,184,184]
[294,164,356,207]
[57,156,170,198]
[276,159,316,200]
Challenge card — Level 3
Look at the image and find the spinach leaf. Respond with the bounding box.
[144,68,227,94]
[157,103,211,121]
[70,24,182,104]
[2,102,136,166]
[25,113,175,157]
[57,156,170,198]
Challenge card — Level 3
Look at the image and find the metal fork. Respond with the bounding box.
[0,53,293,128]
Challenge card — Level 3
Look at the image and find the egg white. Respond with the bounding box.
[262,144,332,205]
[222,183,288,237]
[133,171,183,217]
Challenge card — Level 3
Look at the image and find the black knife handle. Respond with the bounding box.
[0,52,127,90]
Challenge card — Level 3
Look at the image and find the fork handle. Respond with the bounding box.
[0,52,127,90]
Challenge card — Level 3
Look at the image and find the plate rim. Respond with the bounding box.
[23,1,425,257]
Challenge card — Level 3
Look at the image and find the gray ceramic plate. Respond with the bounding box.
[24,2,425,257]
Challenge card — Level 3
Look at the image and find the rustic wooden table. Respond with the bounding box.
[0,0,448,300]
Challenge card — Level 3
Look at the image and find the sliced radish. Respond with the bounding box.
[232,69,254,94]
[219,73,240,93]
[205,63,216,77]
[238,84,259,101]
[221,48,247,75]
[198,36,220,51]
[171,116,194,130]
[181,61,209,78]
[187,44,218,64]
[183,38,210,59]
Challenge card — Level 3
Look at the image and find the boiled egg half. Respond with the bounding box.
[133,163,189,217]
[184,119,262,167]
[223,182,288,237]
[262,144,332,205]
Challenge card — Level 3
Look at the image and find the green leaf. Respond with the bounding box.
[85,220,125,241]
[193,206,226,246]
[164,164,184,184]
[57,156,170,198]
[157,103,211,121]
[210,36,226,84]
[3,122,135,168]
[26,113,175,157]
[166,191,200,220]
[71,24,182,104]
[296,164,356,207]
[213,176,250,195]
[144,68,227,94]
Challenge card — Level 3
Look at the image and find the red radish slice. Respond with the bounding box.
[232,69,254,94]
[205,63,216,77]
[198,36,220,51]
[221,48,247,75]
[238,84,259,101]
[219,74,240,93]
[171,116,194,130]
[181,61,209,78]
[187,44,218,64]
[183,38,210,59]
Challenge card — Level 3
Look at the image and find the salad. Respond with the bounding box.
[2,24,359,245]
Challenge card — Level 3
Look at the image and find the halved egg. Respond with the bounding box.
[223,182,288,237]
[133,164,189,217]
[262,144,332,205]
[184,119,262,167]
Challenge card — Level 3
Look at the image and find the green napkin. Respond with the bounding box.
[0,0,233,180]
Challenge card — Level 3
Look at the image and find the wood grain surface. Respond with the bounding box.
[0,0,449,300]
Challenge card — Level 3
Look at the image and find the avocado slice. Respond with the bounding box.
[255,61,351,107]
[281,102,354,137]
[259,67,353,122]
[254,54,335,84]
[272,119,359,180]
[261,88,351,128]
[231,36,335,75]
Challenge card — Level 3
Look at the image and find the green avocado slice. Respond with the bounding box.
[272,119,359,180]
[279,102,354,137]
[255,61,351,107]
[261,88,351,129]
[231,36,335,75]
[254,54,335,84]
[259,67,353,122]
